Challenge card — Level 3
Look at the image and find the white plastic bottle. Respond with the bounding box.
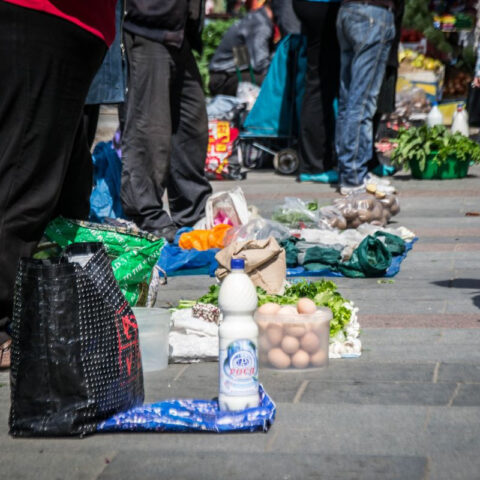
[218,258,259,411]
[427,101,444,127]
[451,103,469,137]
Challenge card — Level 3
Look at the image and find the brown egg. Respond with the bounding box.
[268,348,291,369]
[257,318,269,332]
[284,323,306,338]
[291,349,310,369]
[257,302,282,315]
[297,297,317,314]
[281,335,300,355]
[266,323,283,347]
[259,334,271,352]
[278,305,298,316]
[300,332,321,354]
[310,348,328,367]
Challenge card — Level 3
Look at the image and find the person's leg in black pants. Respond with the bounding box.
[0,3,105,352]
[121,34,211,234]
[293,0,340,175]
[121,33,176,234]
[168,41,212,227]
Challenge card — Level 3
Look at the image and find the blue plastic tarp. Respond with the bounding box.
[97,384,276,433]
[157,238,417,279]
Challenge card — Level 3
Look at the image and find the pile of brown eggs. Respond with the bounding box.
[255,299,331,370]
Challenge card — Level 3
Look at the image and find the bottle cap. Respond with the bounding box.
[231,258,245,270]
[432,101,438,107]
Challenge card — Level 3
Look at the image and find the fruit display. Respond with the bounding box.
[399,49,443,72]
[255,300,332,370]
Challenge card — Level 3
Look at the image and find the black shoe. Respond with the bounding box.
[152,225,178,243]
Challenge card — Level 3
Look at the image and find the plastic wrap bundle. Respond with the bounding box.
[317,206,347,230]
[333,193,400,229]
[9,243,144,437]
[272,197,319,228]
[97,384,276,433]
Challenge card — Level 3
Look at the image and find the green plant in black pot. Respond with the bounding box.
[391,125,480,179]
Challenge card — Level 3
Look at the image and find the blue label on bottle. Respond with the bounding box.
[219,339,258,397]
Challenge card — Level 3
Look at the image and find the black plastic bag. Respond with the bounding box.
[9,242,144,437]
[466,85,480,127]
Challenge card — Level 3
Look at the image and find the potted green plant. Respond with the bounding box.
[391,125,480,179]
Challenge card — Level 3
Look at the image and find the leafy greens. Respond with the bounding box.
[176,280,353,339]
[391,125,480,172]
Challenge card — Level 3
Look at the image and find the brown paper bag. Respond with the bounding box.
[215,237,286,295]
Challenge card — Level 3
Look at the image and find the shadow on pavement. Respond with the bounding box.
[432,278,480,310]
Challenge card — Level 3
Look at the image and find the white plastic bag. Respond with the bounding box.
[205,187,250,229]
[223,217,290,246]
[169,309,219,363]
[236,82,260,111]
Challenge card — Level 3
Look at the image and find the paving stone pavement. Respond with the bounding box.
[1,160,480,479]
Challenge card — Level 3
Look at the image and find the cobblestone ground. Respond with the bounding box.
[1,111,480,478]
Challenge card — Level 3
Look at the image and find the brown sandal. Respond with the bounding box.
[0,339,11,369]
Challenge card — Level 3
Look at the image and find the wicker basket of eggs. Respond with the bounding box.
[254,298,331,370]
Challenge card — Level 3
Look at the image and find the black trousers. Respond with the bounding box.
[293,0,340,174]
[121,32,212,232]
[0,3,106,335]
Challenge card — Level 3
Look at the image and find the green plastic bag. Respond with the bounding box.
[45,218,165,306]
[338,235,392,278]
[373,231,406,256]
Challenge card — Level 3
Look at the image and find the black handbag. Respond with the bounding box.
[9,242,144,437]
[466,85,480,127]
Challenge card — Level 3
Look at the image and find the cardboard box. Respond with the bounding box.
[397,66,445,103]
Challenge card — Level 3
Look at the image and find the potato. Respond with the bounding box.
[370,203,383,221]
[357,209,372,223]
[349,217,362,229]
[343,208,357,220]
[379,195,394,208]
[389,200,400,216]
[335,216,347,230]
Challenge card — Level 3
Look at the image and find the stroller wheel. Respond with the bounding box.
[273,148,299,175]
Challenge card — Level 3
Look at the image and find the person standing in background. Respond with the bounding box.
[208,2,275,96]
[0,0,116,368]
[121,0,212,243]
[369,0,405,177]
[293,0,341,184]
[335,0,395,195]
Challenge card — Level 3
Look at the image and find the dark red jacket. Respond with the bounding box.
[2,0,117,45]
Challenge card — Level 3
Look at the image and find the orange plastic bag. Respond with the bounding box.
[179,224,232,251]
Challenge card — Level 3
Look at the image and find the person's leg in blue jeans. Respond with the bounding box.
[335,4,394,188]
